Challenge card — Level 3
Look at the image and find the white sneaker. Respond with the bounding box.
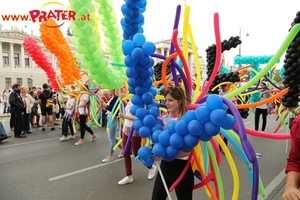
[148,165,157,180]
[67,135,76,140]
[118,154,123,158]
[118,176,133,185]
[102,156,114,163]
[59,136,68,141]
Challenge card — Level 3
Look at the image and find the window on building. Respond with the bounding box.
[164,50,167,56]
[5,78,11,88]
[25,54,29,67]
[27,78,33,88]
[17,78,22,85]
[3,52,9,66]
[14,53,20,66]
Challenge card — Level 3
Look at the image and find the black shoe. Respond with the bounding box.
[26,131,32,134]
[42,128,45,131]
[51,127,55,131]
[16,135,27,138]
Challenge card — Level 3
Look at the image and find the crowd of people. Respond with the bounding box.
[1,81,300,199]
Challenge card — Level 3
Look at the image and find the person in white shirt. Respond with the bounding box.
[74,85,97,146]
[254,82,271,132]
[59,94,76,141]
[117,99,157,185]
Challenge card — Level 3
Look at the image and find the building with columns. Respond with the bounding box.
[154,38,206,79]
[0,25,67,91]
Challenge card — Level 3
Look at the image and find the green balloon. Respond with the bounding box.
[89,33,99,43]
[72,0,84,11]
[109,17,116,24]
[100,59,108,68]
[98,7,106,14]
[90,65,99,75]
[85,2,95,13]
[76,44,87,54]
[84,53,93,61]
[70,36,79,45]
[76,53,85,61]
[78,35,88,45]
[93,49,105,58]
[87,43,97,53]
[82,25,93,35]
[105,7,112,13]
[79,7,90,16]
[72,27,83,37]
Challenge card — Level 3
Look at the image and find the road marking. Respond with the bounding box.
[258,168,286,200]
[244,121,252,125]
[0,137,59,149]
[49,159,123,181]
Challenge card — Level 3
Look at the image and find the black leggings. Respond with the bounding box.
[255,108,268,131]
[62,117,74,137]
[79,115,93,139]
[152,159,194,200]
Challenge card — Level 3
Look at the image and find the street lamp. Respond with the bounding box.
[238,27,249,56]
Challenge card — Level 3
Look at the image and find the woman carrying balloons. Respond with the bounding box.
[74,85,97,146]
[152,86,194,200]
[101,89,123,163]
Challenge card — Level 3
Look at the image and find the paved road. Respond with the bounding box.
[0,107,290,200]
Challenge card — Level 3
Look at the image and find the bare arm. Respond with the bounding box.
[283,171,300,199]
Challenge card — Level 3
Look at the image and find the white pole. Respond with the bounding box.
[155,161,173,200]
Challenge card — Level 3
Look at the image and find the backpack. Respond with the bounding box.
[43,91,53,108]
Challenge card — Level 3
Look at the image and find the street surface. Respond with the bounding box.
[0,106,290,200]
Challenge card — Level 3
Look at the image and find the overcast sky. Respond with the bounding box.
[0,0,299,67]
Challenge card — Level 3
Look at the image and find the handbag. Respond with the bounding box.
[43,92,53,108]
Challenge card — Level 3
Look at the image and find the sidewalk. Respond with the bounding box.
[0,104,10,118]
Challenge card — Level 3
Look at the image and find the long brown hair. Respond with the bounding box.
[164,86,187,119]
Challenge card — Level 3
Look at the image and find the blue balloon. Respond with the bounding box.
[137,27,144,33]
[181,144,194,153]
[142,158,154,167]
[133,118,144,131]
[121,4,131,14]
[125,0,136,9]
[166,120,176,133]
[222,103,227,111]
[195,105,211,122]
[166,145,180,158]
[145,57,154,68]
[206,94,223,110]
[221,114,236,130]
[147,86,157,97]
[146,101,159,109]
[135,14,144,24]
[123,27,133,38]
[136,0,146,8]
[138,56,150,66]
[152,130,162,143]
[184,134,199,147]
[124,54,137,68]
[126,67,137,78]
[130,104,142,116]
[133,33,146,46]
[131,47,145,62]
[133,76,144,86]
[198,132,211,142]
[124,14,134,24]
[132,64,145,75]
[120,18,128,27]
[136,108,148,120]
[169,133,184,148]
[175,120,189,135]
[130,7,140,18]
[181,110,196,122]
[149,67,154,76]
[157,118,164,126]
[128,86,135,94]
[135,86,146,96]
[158,131,172,145]
[142,77,153,88]
[138,146,152,160]
[163,154,174,162]
[210,109,228,126]
[151,123,163,133]
[152,143,166,157]
[142,42,156,55]
[131,95,143,106]
[203,121,220,137]
[139,126,151,138]
[138,6,146,13]
[143,114,156,127]
[127,78,137,88]
[140,68,151,79]
[142,92,153,105]
[188,120,203,136]
[148,107,160,118]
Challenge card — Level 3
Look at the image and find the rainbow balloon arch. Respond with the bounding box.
[21,0,300,200]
